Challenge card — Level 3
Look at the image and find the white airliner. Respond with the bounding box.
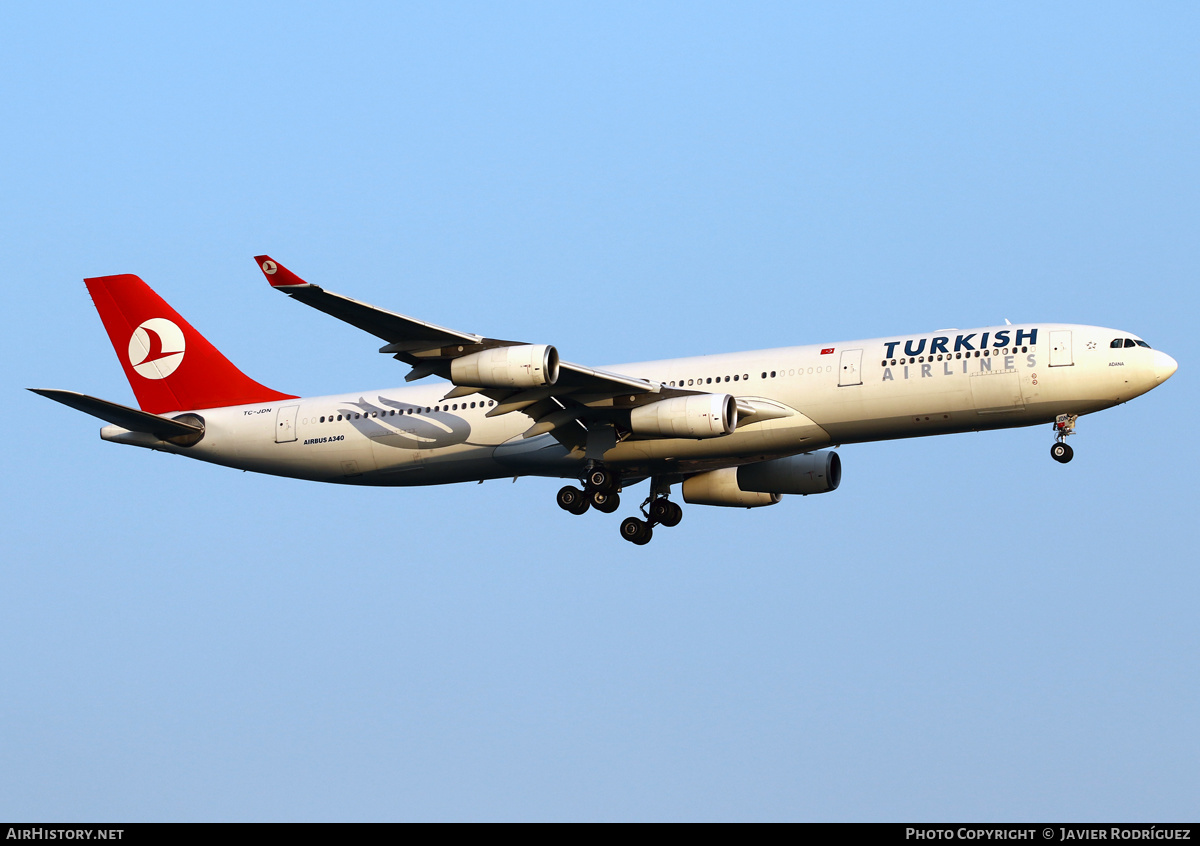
[33,256,1178,544]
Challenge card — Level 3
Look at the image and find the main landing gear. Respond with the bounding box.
[1051,414,1077,464]
[620,516,653,545]
[556,463,622,516]
[556,467,684,545]
[619,492,684,546]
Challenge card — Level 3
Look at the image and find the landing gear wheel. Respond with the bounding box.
[591,490,621,514]
[620,517,654,545]
[557,486,590,515]
[649,499,683,527]
[1051,442,1074,464]
[585,467,617,494]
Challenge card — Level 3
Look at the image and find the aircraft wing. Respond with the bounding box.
[254,255,485,352]
[254,256,711,443]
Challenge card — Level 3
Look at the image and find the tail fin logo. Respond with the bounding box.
[261,260,277,274]
[128,318,186,379]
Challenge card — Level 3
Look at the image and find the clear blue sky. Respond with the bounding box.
[2,2,1196,821]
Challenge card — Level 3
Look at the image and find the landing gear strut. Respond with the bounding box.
[559,468,685,545]
[1051,414,1077,464]
[619,484,684,545]
[583,462,621,512]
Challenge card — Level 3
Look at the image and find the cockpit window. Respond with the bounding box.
[1135,340,1151,349]
[1110,339,1123,348]
[1123,338,1136,348]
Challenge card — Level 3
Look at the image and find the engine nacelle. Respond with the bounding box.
[681,451,841,507]
[682,468,780,508]
[450,344,559,388]
[629,394,737,439]
[737,450,841,495]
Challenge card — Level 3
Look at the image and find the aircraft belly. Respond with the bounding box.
[363,440,508,486]
[237,442,378,482]
[494,434,582,475]
[819,397,1114,444]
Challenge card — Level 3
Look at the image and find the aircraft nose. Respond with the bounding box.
[1152,350,1178,384]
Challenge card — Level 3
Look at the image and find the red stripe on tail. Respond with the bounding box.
[86,274,296,413]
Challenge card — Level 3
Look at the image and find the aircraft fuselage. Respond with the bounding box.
[101,322,1176,487]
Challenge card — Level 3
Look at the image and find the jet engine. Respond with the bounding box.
[681,468,780,507]
[681,451,841,507]
[737,450,841,495]
[450,344,559,388]
[629,394,737,439]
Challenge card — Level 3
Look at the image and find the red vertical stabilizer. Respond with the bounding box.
[85,274,296,413]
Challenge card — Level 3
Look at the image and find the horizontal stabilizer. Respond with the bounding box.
[29,389,204,439]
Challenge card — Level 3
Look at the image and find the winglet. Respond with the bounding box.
[254,255,313,288]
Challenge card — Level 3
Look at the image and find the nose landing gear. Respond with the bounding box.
[1051,414,1077,464]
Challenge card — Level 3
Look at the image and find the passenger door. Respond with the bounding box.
[838,349,863,386]
[275,405,299,443]
[1049,330,1073,367]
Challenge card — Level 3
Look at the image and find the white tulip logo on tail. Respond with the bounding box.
[128,318,186,379]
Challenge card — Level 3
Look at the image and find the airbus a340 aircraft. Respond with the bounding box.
[34,257,1177,544]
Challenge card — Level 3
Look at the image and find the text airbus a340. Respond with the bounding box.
[33,257,1178,544]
